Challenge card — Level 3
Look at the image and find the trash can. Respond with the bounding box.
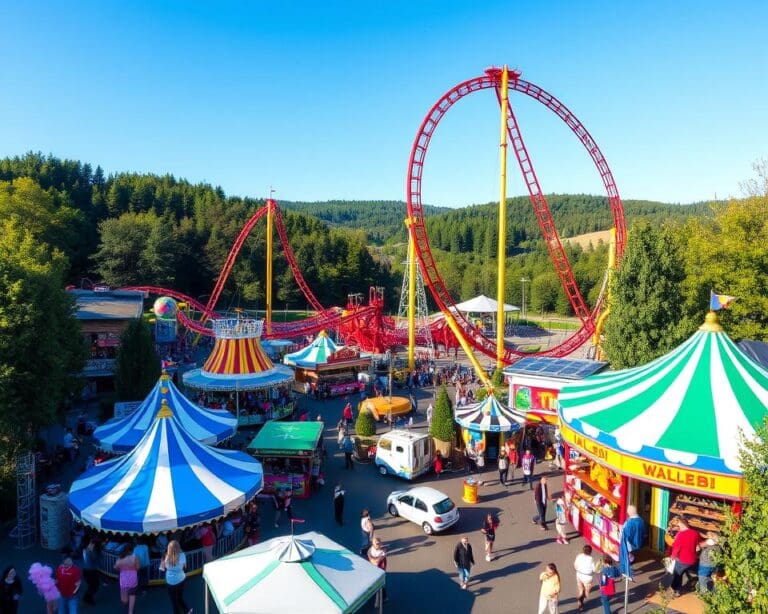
[462,478,479,504]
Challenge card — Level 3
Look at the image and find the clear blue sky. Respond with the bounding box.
[1,1,766,207]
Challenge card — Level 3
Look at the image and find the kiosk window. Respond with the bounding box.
[396,446,404,453]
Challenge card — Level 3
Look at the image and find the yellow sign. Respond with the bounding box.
[561,424,743,500]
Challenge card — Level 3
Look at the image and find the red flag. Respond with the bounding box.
[291,518,306,524]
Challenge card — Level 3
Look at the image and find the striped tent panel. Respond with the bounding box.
[70,411,262,533]
[454,396,526,433]
[203,337,275,375]
[559,325,768,474]
[283,331,341,368]
[93,374,237,453]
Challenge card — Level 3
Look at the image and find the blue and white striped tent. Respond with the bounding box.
[454,396,526,433]
[93,373,237,453]
[283,331,342,368]
[69,403,263,533]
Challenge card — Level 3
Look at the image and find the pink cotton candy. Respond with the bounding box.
[28,562,61,601]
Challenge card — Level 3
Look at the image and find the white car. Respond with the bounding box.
[386,486,460,535]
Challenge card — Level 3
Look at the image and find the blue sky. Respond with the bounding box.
[1,1,766,207]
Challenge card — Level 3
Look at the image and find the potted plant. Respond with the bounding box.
[354,406,377,462]
[429,385,455,457]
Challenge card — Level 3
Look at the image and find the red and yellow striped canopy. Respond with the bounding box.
[203,337,274,375]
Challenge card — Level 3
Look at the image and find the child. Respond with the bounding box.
[554,497,568,544]
[598,555,621,614]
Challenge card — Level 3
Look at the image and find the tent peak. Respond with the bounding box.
[274,536,315,562]
[156,398,173,419]
[699,310,723,333]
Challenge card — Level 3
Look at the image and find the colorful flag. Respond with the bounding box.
[290,518,306,524]
[710,290,737,311]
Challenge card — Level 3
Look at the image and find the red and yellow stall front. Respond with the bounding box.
[557,314,764,554]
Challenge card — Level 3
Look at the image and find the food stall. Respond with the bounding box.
[558,312,767,554]
[283,331,371,397]
[247,421,324,499]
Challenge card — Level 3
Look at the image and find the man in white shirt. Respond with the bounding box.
[574,544,597,611]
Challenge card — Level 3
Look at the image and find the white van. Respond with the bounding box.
[375,430,434,480]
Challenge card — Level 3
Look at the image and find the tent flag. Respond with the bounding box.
[710,289,737,311]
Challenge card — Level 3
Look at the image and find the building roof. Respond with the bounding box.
[504,357,607,380]
[70,289,145,321]
[247,421,324,455]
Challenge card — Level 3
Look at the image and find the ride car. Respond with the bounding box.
[386,486,459,535]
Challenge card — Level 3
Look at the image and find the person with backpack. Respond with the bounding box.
[598,555,622,614]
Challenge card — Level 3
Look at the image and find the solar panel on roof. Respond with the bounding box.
[503,357,607,380]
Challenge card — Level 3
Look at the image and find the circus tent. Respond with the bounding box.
[202,532,385,614]
[183,318,294,392]
[93,373,237,453]
[284,331,348,369]
[454,395,525,433]
[69,401,263,533]
[558,312,768,487]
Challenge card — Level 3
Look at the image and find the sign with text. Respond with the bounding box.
[513,384,560,412]
[561,424,743,500]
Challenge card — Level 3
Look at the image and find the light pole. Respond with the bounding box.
[520,277,530,322]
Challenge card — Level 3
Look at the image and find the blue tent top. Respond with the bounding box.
[93,373,237,453]
[69,405,263,533]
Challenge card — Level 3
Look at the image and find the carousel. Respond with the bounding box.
[283,331,371,397]
[68,402,263,581]
[558,311,768,555]
[184,318,295,426]
[454,395,525,461]
[93,372,237,453]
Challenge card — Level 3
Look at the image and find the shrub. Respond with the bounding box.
[355,407,377,437]
[429,385,455,443]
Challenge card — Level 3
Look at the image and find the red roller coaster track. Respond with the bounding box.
[406,67,626,364]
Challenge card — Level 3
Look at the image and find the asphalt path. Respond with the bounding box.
[2,385,666,613]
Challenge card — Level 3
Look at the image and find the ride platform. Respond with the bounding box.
[359,396,411,421]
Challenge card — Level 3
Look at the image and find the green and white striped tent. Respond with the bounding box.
[283,331,341,369]
[202,532,385,613]
[558,314,768,476]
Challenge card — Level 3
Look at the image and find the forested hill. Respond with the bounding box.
[280,200,450,243]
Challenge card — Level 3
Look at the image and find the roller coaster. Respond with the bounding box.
[129,67,625,365]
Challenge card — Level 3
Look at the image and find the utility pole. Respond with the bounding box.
[520,277,530,322]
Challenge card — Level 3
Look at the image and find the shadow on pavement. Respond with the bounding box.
[381,569,477,612]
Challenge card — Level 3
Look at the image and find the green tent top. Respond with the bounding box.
[248,421,324,456]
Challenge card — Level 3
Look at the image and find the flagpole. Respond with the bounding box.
[624,576,629,613]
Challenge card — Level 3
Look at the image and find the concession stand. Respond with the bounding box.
[557,312,768,555]
[283,331,371,397]
[247,421,324,499]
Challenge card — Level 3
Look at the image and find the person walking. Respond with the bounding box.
[668,516,700,596]
[273,489,285,528]
[598,555,621,614]
[360,509,375,556]
[367,537,388,604]
[554,496,569,544]
[55,556,81,614]
[574,544,597,611]
[133,539,150,594]
[497,449,509,486]
[697,535,720,593]
[453,536,475,590]
[434,450,443,479]
[480,513,500,562]
[475,448,486,476]
[538,563,561,614]
[81,538,100,605]
[507,442,519,485]
[114,544,139,614]
[426,403,433,428]
[343,401,353,427]
[160,540,191,614]
[342,434,355,470]
[0,566,23,614]
[465,446,477,474]
[522,448,535,489]
[532,477,550,530]
[333,483,345,525]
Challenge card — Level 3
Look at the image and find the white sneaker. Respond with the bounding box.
[485,554,491,562]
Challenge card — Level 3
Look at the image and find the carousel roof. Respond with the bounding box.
[283,331,349,368]
[558,313,768,474]
[93,373,237,453]
[202,532,385,614]
[69,403,263,533]
[454,395,525,433]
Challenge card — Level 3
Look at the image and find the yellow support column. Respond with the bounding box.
[496,65,510,371]
[406,217,416,371]
[266,199,274,335]
[592,227,617,359]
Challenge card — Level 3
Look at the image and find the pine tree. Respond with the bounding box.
[355,406,377,438]
[114,320,161,401]
[602,222,690,369]
[429,385,455,443]
[703,420,768,612]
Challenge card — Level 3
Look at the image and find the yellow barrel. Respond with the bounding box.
[462,478,479,504]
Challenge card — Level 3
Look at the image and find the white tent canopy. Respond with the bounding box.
[202,531,385,614]
[453,294,519,314]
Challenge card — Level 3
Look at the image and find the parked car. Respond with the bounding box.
[386,486,459,535]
